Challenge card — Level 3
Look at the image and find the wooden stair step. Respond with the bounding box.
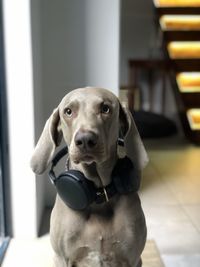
[167,41,200,59]
[176,107,200,144]
[175,72,200,107]
[187,108,200,130]
[176,72,200,92]
[160,15,200,41]
[154,0,200,7]
[160,15,200,30]
[154,0,200,15]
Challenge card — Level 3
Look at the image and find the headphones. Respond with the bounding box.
[49,140,140,211]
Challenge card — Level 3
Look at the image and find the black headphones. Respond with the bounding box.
[49,140,140,211]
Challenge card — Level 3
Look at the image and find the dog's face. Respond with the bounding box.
[59,87,120,165]
[30,87,148,175]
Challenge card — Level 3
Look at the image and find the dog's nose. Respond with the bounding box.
[75,131,98,151]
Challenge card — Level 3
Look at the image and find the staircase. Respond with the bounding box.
[153,0,200,144]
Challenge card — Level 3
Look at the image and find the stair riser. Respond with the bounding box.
[156,7,200,16]
[163,31,200,41]
[181,93,200,107]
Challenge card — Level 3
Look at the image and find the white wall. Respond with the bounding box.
[40,0,87,120]
[3,0,37,238]
[85,0,120,95]
[37,0,120,207]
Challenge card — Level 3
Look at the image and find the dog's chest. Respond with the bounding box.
[66,210,135,262]
[51,193,146,266]
[83,216,130,250]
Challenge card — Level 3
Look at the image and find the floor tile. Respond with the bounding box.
[182,205,200,232]
[162,254,200,267]
[142,240,165,267]
[140,164,178,206]
[161,178,200,205]
[147,221,200,254]
[2,236,53,267]
[142,205,189,227]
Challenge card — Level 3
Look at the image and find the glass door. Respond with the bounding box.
[0,0,11,264]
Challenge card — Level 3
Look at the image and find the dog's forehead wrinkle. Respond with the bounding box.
[60,87,118,108]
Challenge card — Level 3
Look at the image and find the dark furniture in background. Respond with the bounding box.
[122,59,177,139]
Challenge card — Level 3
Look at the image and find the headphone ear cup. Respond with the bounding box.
[55,170,96,210]
[113,157,140,193]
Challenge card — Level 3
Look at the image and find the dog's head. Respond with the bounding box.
[31,87,148,174]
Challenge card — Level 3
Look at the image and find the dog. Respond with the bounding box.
[31,87,148,267]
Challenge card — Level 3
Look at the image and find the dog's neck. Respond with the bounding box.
[68,146,118,188]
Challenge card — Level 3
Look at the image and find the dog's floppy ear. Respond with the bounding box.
[119,103,148,171]
[30,108,62,174]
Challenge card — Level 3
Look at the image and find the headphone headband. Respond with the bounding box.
[52,146,68,167]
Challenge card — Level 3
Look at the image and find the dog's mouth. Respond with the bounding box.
[70,148,105,165]
[72,155,94,165]
[78,155,95,164]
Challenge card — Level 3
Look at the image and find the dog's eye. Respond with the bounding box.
[65,108,73,117]
[101,104,110,114]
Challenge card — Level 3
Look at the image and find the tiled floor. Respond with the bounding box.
[140,137,200,267]
[2,235,53,267]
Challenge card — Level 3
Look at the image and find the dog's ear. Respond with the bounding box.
[119,103,148,171]
[30,108,63,174]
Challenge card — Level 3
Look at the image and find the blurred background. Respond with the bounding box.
[0,0,200,266]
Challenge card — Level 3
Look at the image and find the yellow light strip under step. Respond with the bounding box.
[168,42,200,59]
[154,0,200,7]
[187,109,200,130]
[177,72,200,92]
[160,15,200,31]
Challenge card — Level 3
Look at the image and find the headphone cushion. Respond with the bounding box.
[55,170,96,210]
[112,157,140,194]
